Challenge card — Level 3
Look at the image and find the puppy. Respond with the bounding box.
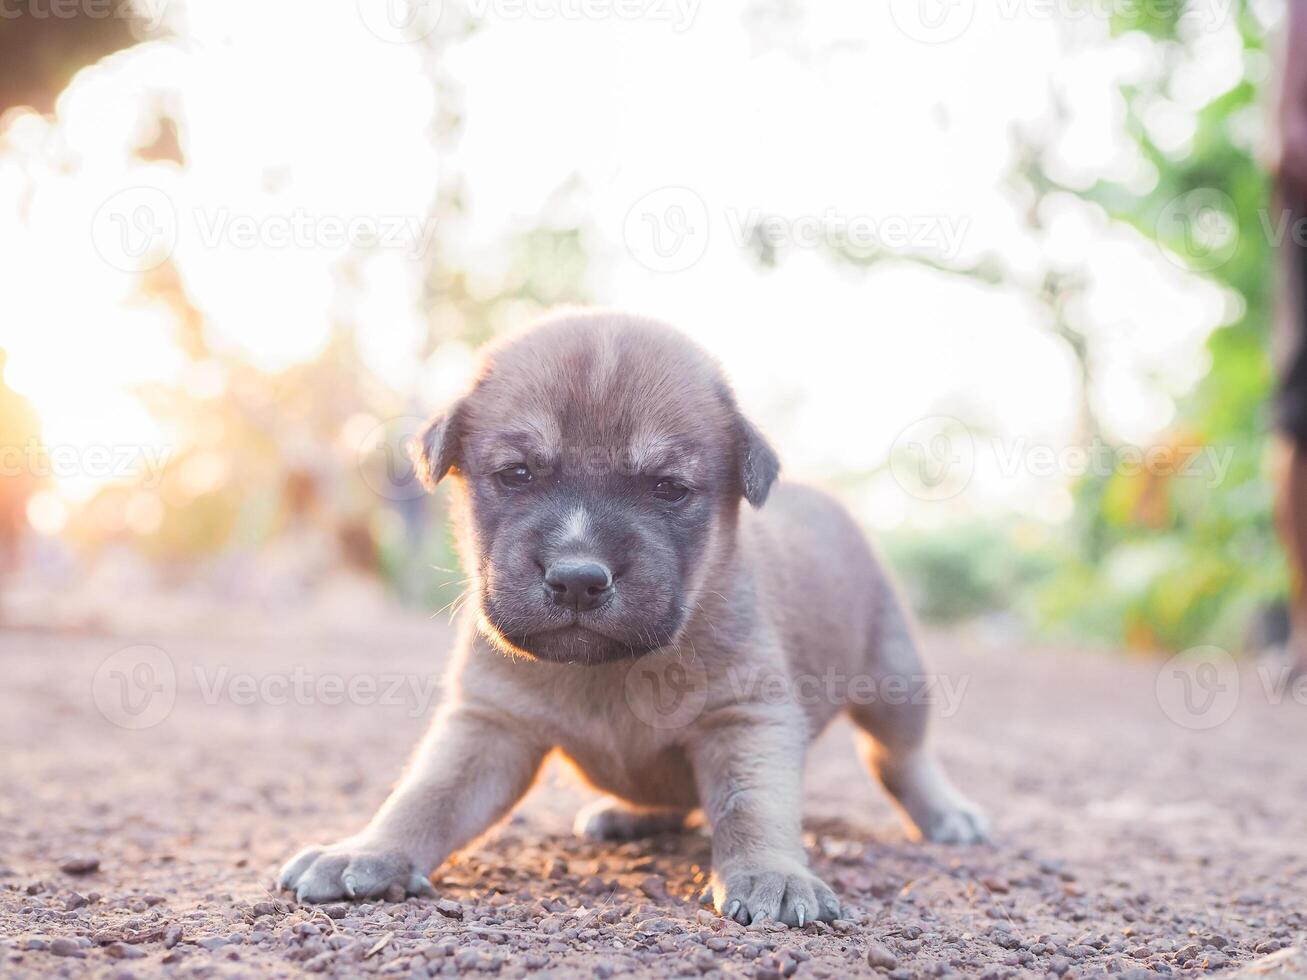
[279,310,987,926]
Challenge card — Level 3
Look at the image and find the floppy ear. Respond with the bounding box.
[737,414,780,508]
[409,403,463,492]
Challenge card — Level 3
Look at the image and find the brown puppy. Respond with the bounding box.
[279,310,987,926]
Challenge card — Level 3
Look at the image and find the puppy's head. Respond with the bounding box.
[412,311,779,665]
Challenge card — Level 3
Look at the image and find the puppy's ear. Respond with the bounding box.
[736,414,780,508]
[410,402,464,492]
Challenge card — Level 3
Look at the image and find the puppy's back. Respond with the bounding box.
[740,482,889,678]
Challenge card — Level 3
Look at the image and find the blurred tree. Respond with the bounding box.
[1035,2,1284,651]
[0,6,150,114]
[0,349,41,579]
[824,2,1282,651]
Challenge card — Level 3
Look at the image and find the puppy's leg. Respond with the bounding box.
[279,706,545,902]
[850,587,989,844]
[573,798,692,841]
[690,708,840,928]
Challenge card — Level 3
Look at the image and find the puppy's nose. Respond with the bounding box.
[544,560,614,612]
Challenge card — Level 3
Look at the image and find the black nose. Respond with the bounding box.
[544,560,614,612]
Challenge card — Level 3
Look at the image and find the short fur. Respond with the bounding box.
[280,310,988,926]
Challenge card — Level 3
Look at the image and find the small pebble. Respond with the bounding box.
[105,943,146,960]
[866,941,898,970]
[59,857,100,876]
[49,937,84,958]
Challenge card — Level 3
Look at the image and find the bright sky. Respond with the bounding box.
[0,0,1262,526]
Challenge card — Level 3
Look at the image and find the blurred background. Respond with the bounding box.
[0,0,1287,655]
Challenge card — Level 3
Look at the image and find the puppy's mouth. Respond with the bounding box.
[480,613,675,665]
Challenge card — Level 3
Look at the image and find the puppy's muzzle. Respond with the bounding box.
[544,559,614,612]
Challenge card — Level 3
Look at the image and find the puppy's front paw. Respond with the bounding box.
[712,862,840,928]
[278,837,434,903]
[918,798,990,844]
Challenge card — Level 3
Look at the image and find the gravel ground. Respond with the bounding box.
[2,612,1306,979]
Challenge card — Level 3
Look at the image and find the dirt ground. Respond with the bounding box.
[3,611,1307,979]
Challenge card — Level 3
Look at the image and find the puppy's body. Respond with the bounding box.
[280,312,987,926]
[463,485,889,797]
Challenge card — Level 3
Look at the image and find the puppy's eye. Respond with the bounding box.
[651,479,689,503]
[496,465,534,488]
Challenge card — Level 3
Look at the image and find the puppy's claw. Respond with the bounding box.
[278,840,426,903]
[716,866,839,928]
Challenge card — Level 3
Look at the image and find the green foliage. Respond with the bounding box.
[1036,2,1287,651]
[869,4,1289,652]
[883,522,1058,625]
